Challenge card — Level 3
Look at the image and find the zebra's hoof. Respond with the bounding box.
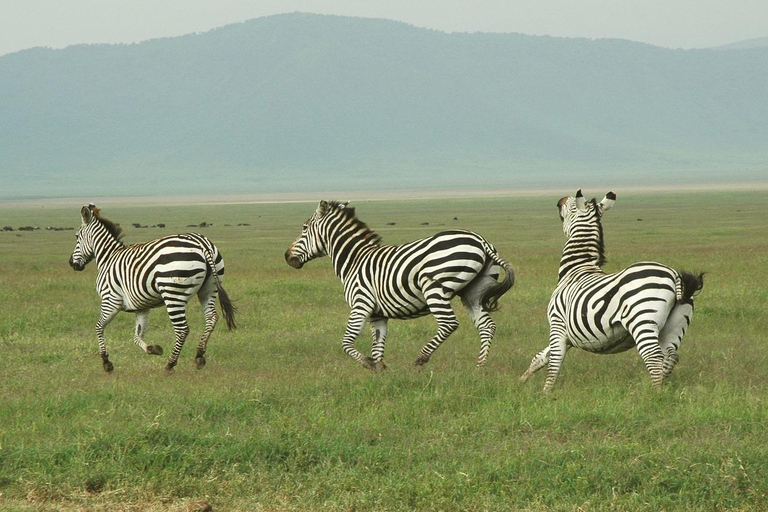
[361,357,384,372]
[146,345,164,355]
[164,364,176,374]
[195,356,206,370]
[369,359,387,372]
[414,356,430,367]
[102,360,114,373]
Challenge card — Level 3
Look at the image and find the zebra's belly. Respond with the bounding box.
[569,324,635,354]
[120,293,164,312]
[374,300,429,320]
[120,274,204,312]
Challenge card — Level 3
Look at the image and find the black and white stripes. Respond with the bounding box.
[520,190,704,391]
[285,200,514,370]
[69,204,236,372]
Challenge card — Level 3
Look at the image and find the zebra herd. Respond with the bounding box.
[69,190,703,391]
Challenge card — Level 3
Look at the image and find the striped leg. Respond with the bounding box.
[342,306,376,370]
[463,303,497,367]
[133,310,163,356]
[520,346,550,382]
[659,302,694,381]
[163,296,191,372]
[543,321,569,393]
[627,321,664,389]
[460,274,499,367]
[414,284,459,366]
[194,282,219,370]
[96,300,121,372]
[369,318,388,371]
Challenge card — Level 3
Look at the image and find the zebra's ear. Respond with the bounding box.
[339,201,350,209]
[317,200,329,216]
[81,205,94,224]
[598,192,616,215]
[575,189,586,211]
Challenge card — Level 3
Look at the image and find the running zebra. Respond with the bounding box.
[69,204,236,372]
[520,190,703,392]
[284,200,514,370]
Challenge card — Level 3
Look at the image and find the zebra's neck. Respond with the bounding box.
[326,218,380,280]
[91,223,125,267]
[559,222,605,280]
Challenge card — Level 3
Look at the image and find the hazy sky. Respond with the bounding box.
[1,0,766,56]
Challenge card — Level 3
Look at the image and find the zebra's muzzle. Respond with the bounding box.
[284,250,304,269]
[69,257,85,271]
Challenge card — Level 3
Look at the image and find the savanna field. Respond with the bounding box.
[0,190,766,512]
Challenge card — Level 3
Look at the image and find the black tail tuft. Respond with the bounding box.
[481,263,515,312]
[218,284,238,331]
[679,271,705,305]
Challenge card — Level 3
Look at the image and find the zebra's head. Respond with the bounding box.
[69,204,99,271]
[557,189,616,236]
[70,203,125,271]
[285,200,346,269]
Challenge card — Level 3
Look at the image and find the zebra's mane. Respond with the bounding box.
[92,208,125,244]
[587,198,606,267]
[328,201,383,246]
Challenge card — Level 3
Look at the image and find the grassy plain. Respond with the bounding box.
[0,190,766,511]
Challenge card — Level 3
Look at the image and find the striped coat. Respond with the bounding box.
[285,200,514,370]
[69,204,236,372]
[520,190,703,391]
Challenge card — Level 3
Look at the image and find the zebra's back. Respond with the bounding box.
[552,262,680,352]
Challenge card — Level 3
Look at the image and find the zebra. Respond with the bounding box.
[520,190,704,392]
[284,200,514,370]
[68,204,236,372]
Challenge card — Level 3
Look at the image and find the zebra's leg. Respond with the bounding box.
[543,322,569,393]
[459,274,499,367]
[627,322,665,389]
[369,318,388,372]
[96,301,121,372]
[414,286,459,367]
[519,346,550,382]
[658,302,694,381]
[342,306,375,370]
[194,280,220,370]
[163,297,191,373]
[462,302,497,367]
[133,310,163,355]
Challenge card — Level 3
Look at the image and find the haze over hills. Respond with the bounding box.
[1,13,766,199]
[713,36,768,50]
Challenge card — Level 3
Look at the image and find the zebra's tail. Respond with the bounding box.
[676,271,705,305]
[217,284,238,331]
[201,240,238,331]
[479,242,515,313]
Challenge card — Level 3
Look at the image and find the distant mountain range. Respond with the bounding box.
[1,13,766,199]
[713,36,768,50]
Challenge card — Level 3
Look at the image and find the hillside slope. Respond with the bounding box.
[1,13,766,198]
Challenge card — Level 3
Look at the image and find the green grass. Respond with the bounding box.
[0,190,766,511]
